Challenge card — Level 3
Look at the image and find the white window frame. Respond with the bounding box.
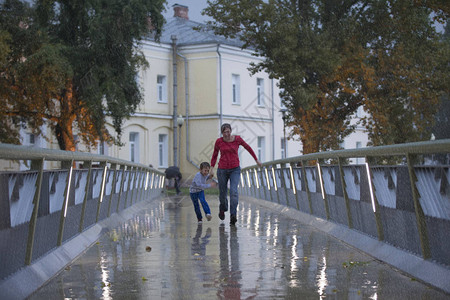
[24,132,42,148]
[257,136,265,162]
[232,74,240,104]
[157,75,167,103]
[158,134,168,168]
[257,78,264,106]
[28,133,35,146]
[129,132,139,163]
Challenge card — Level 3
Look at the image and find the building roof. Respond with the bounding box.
[148,17,245,48]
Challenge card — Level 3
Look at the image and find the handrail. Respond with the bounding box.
[243,139,450,169]
[0,143,161,172]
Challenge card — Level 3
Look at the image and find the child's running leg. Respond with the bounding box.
[190,192,203,221]
[198,191,211,220]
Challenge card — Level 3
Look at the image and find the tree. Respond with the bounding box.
[361,0,450,146]
[0,0,165,150]
[0,0,39,145]
[203,0,449,153]
[432,23,450,140]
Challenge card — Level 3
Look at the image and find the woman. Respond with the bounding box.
[210,123,262,225]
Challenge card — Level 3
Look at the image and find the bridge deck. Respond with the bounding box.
[29,195,449,299]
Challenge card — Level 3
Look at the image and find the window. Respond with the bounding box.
[232,74,240,104]
[158,134,168,167]
[24,133,39,147]
[157,75,167,103]
[129,132,139,163]
[257,78,264,106]
[281,138,286,159]
[21,133,40,170]
[257,136,265,161]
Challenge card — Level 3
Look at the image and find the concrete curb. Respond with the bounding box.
[0,197,163,300]
[242,196,450,295]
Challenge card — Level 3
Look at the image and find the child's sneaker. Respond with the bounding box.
[206,214,212,221]
[198,219,202,223]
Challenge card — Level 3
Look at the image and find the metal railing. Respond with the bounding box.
[240,139,450,265]
[0,143,165,280]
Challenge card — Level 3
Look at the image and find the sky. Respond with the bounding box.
[163,0,211,23]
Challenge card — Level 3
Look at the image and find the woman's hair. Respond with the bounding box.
[221,123,232,133]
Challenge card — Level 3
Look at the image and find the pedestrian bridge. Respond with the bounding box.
[0,141,449,299]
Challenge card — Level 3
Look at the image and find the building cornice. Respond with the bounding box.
[132,112,273,123]
[141,40,263,62]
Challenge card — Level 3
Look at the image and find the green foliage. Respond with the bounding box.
[432,23,450,140]
[204,0,449,153]
[0,0,166,150]
[361,0,449,146]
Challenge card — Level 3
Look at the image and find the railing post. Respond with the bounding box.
[273,165,281,204]
[124,166,134,207]
[107,163,118,216]
[129,167,138,205]
[138,169,146,203]
[57,159,74,246]
[249,169,255,196]
[407,153,431,259]
[365,157,384,241]
[253,168,261,199]
[116,165,127,212]
[25,158,44,265]
[281,163,290,207]
[262,167,268,201]
[95,161,108,222]
[134,168,143,203]
[316,161,330,220]
[145,171,151,200]
[338,157,353,228]
[289,163,300,210]
[79,160,92,232]
[301,160,313,214]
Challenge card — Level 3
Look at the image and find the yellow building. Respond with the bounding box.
[106,5,297,179]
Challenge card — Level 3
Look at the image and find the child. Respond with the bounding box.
[190,162,217,223]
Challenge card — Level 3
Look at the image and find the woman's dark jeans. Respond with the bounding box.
[217,166,241,216]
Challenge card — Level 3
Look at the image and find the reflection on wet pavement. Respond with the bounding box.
[29,195,449,299]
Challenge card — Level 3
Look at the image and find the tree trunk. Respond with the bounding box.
[54,84,77,151]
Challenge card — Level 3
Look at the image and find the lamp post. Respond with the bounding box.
[176,115,185,167]
[279,108,287,158]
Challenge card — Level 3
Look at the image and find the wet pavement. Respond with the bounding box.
[29,195,450,299]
